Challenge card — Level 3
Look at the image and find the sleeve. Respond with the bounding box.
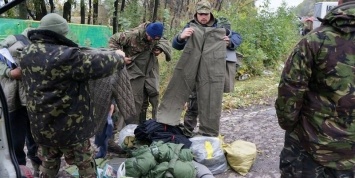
[71,48,125,81]
[171,23,190,50]
[172,34,187,50]
[108,32,128,50]
[0,54,11,78]
[275,37,314,131]
[0,35,16,78]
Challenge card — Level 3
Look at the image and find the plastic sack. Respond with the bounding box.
[189,136,228,175]
[224,140,257,176]
[116,162,135,178]
[118,124,138,149]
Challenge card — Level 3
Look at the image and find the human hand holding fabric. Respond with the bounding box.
[180,27,195,40]
[9,68,22,80]
[223,36,230,46]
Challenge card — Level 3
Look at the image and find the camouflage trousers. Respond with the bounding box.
[280,131,354,178]
[38,139,97,178]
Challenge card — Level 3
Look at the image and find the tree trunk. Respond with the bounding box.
[87,0,92,24]
[33,0,47,20]
[49,0,55,12]
[93,0,98,25]
[63,1,71,22]
[216,0,223,11]
[40,0,47,17]
[117,0,125,32]
[152,0,159,22]
[112,0,119,34]
[80,0,85,24]
[19,1,27,19]
[143,0,148,22]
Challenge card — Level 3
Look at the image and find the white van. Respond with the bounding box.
[313,2,338,29]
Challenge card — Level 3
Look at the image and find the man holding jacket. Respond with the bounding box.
[156,0,238,137]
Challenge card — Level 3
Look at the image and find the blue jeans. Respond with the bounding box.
[9,106,41,165]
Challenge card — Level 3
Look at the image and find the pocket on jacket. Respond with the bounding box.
[208,50,226,80]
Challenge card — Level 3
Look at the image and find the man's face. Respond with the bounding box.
[146,33,161,42]
[197,13,211,25]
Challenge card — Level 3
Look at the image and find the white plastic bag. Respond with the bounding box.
[116,162,125,178]
[189,136,228,175]
[118,124,138,149]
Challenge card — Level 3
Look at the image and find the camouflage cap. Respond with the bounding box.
[196,0,212,13]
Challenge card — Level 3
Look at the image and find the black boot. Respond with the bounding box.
[139,110,147,124]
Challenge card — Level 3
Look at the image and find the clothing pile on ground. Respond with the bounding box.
[124,141,196,178]
[134,119,192,148]
[65,119,257,178]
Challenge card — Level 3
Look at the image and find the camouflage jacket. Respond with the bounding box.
[275,2,355,170]
[20,29,125,147]
[108,22,159,57]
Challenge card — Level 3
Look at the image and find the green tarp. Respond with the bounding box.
[0,18,112,47]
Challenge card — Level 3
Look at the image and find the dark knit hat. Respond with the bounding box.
[38,13,69,36]
[146,22,164,39]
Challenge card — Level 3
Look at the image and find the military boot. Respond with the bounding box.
[139,110,147,124]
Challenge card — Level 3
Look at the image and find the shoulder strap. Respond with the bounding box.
[14,34,31,46]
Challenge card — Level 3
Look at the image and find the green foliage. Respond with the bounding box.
[118,0,143,31]
[214,2,300,77]
[118,17,132,30]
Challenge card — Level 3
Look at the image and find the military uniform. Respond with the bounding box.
[157,23,226,136]
[163,1,241,136]
[275,2,355,177]
[181,16,243,135]
[20,13,126,178]
[109,23,171,123]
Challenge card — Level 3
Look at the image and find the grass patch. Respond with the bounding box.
[222,72,281,110]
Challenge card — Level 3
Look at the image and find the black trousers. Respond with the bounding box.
[9,106,41,165]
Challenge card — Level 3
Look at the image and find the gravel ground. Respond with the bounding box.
[215,102,284,178]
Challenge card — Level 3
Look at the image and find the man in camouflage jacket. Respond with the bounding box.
[19,13,128,178]
[275,0,355,177]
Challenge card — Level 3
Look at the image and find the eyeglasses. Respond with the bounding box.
[197,13,209,16]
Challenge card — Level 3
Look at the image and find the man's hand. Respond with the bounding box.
[115,49,131,64]
[153,48,162,56]
[180,27,195,40]
[10,68,22,80]
[223,36,230,47]
[124,57,132,65]
[115,49,125,58]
